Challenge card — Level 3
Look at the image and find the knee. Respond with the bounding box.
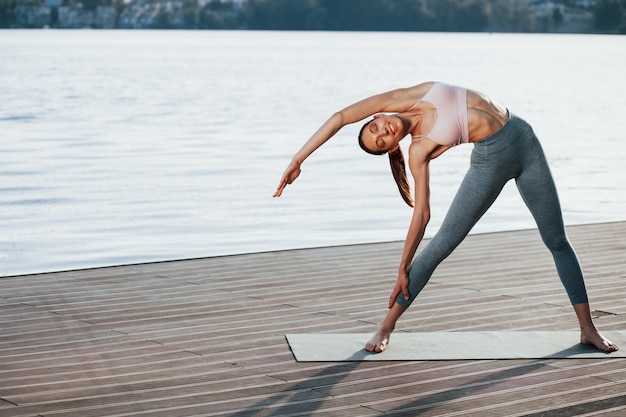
[542,233,570,254]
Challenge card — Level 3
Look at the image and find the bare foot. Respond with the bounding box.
[581,328,619,352]
[365,326,393,353]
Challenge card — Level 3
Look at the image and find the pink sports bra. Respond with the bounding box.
[411,82,469,147]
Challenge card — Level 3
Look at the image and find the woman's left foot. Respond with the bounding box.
[581,328,619,352]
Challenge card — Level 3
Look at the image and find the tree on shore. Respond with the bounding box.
[593,0,625,31]
[244,0,493,32]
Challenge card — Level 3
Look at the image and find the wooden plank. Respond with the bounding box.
[0,221,624,416]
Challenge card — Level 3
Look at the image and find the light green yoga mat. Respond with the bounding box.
[285,331,626,361]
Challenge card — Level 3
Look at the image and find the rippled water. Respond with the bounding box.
[1,30,625,276]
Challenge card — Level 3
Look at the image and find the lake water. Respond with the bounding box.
[1,30,625,276]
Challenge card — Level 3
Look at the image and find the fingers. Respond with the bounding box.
[402,285,410,301]
[273,162,301,198]
[273,180,286,197]
[274,171,294,196]
[388,287,410,308]
[388,285,402,308]
[388,274,410,308]
[388,291,398,309]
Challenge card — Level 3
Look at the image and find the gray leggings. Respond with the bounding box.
[397,113,588,308]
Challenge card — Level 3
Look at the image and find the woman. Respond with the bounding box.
[273,81,618,353]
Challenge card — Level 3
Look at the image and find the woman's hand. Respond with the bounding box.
[388,270,410,308]
[273,159,302,197]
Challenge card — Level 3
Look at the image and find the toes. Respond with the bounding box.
[598,339,618,353]
[377,339,388,353]
[365,342,380,353]
[365,337,387,353]
[601,338,618,352]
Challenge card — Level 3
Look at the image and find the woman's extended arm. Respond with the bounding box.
[273,85,426,197]
[272,111,343,198]
[387,141,439,308]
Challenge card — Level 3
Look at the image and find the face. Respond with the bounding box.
[361,114,403,154]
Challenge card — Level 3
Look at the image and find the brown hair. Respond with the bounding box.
[358,121,414,207]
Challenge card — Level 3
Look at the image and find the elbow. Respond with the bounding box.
[328,111,346,136]
[332,111,346,126]
[413,206,430,227]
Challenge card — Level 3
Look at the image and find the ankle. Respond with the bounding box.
[377,321,395,334]
[580,323,599,334]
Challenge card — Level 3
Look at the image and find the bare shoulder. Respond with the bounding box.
[407,137,449,173]
[337,81,435,122]
[406,139,445,206]
[405,81,435,96]
[391,82,435,109]
[372,81,436,113]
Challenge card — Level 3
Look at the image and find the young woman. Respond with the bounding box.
[273,81,618,353]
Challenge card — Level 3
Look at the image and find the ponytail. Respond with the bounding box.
[388,147,414,207]
[358,121,414,207]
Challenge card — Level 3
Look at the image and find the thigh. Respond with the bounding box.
[429,163,510,259]
[515,144,567,244]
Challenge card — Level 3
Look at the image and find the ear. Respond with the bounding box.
[388,145,399,154]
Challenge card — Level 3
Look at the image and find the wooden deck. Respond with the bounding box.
[1,221,625,417]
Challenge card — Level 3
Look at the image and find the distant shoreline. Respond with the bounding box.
[2,27,625,36]
[3,0,625,35]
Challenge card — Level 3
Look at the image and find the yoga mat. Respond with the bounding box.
[286,331,626,361]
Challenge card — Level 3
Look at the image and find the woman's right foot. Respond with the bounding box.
[365,326,393,353]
